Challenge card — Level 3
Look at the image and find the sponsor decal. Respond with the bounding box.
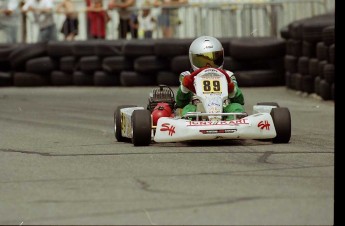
[187,118,248,126]
[258,120,270,130]
[160,123,176,136]
[200,129,237,134]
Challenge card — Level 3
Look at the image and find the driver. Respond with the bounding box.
[175,36,245,120]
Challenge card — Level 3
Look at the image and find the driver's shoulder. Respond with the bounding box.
[180,71,191,77]
[224,69,234,77]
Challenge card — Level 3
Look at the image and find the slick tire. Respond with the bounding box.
[131,109,152,146]
[271,107,291,143]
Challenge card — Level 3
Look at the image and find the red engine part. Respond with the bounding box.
[152,103,173,126]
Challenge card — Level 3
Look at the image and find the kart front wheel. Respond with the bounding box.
[132,109,152,146]
[271,107,291,143]
[114,105,137,142]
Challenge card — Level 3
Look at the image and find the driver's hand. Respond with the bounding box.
[181,67,206,93]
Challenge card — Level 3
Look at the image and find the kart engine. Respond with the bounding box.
[147,85,175,112]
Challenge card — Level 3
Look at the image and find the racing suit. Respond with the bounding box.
[175,69,245,120]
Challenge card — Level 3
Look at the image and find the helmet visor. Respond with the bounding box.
[191,50,224,69]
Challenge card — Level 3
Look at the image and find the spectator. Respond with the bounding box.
[87,0,110,39]
[22,0,57,42]
[108,0,137,39]
[138,0,156,39]
[153,0,187,38]
[56,0,79,41]
[0,0,21,43]
[85,0,92,39]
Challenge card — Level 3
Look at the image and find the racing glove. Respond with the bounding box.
[181,67,207,93]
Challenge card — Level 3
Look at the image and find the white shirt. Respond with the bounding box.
[22,0,55,29]
[138,12,156,31]
[0,0,20,26]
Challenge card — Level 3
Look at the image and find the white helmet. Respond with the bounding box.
[189,36,224,71]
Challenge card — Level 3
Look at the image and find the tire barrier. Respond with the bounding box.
[0,36,288,89]
[280,12,335,101]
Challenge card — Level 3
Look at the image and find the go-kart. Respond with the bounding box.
[114,68,291,146]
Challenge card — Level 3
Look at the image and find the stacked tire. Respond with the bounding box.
[1,37,289,88]
[282,13,335,100]
[227,37,286,87]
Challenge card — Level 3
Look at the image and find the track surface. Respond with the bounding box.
[0,87,334,225]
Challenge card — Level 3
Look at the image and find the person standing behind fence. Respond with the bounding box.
[56,0,79,41]
[153,0,187,38]
[86,0,110,39]
[22,0,57,42]
[138,0,156,39]
[0,0,21,43]
[108,0,137,39]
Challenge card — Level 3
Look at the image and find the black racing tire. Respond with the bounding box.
[170,55,190,73]
[318,60,327,79]
[47,41,74,59]
[94,71,120,86]
[314,76,321,95]
[229,37,286,60]
[114,105,137,142]
[72,40,98,57]
[319,79,331,100]
[120,71,156,86]
[156,71,180,86]
[297,56,309,75]
[60,56,78,73]
[288,39,302,57]
[122,39,155,58]
[256,102,280,107]
[294,73,302,91]
[0,72,13,86]
[102,56,133,73]
[9,42,47,70]
[73,71,94,86]
[50,71,73,86]
[154,38,193,58]
[79,55,101,74]
[134,56,170,73]
[322,26,335,46]
[316,42,329,62]
[234,70,285,87]
[323,64,334,84]
[284,55,297,73]
[271,107,291,143]
[308,58,319,78]
[285,72,292,89]
[301,75,314,94]
[302,41,316,58]
[13,72,50,86]
[131,109,152,146]
[95,39,124,57]
[26,56,58,75]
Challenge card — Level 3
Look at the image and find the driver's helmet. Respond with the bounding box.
[189,36,224,71]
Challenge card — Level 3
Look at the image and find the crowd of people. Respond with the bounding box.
[0,0,188,43]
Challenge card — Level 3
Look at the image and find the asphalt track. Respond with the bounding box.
[0,86,334,225]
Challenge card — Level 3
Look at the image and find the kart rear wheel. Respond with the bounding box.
[114,105,137,142]
[257,102,280,107]
[271,107,291,143]
[132,109,152,146]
